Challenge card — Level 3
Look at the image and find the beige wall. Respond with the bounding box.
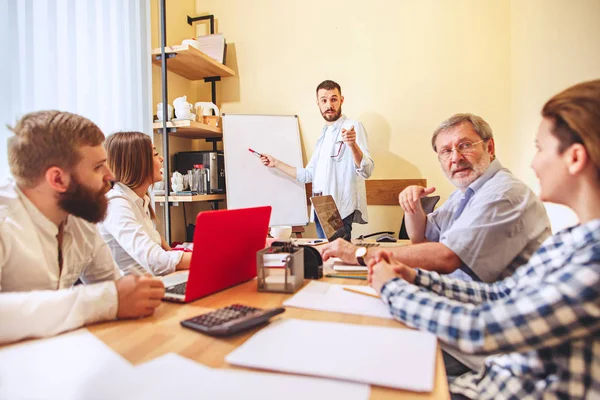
[510,0,600,232]
[192,0,512,237]
[151,0,600,240]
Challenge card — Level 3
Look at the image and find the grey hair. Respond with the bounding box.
[431,113,494,151]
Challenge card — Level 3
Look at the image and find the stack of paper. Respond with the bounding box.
[0,330,370,400]
[283,281,393,319]
[195,34,226,64]
[0,329,135,399]
[226,318,438,392]
[333,265,368,273]
[117,353,370,400]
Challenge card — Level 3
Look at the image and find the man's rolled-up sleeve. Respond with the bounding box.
[439,194,528,282]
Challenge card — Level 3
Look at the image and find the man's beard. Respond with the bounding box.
[58,176,111,223]
[321,107,342,122]
[446,152,492,190]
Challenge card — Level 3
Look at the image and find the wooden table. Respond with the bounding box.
[89,274,449,399]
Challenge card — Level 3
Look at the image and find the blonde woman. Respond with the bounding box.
[99,131,191,275]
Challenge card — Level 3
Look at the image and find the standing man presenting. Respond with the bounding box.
[259,80,374,240]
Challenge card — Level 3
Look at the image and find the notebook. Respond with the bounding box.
[333,265,368,273]
[162,206,271,302]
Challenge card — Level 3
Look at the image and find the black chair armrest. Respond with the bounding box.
[357,231,395,240]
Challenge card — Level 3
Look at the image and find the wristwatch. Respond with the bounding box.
[355,246,368,266]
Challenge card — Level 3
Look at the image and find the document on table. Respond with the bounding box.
[0,329,135,400]
[226,318,437,392]
[283,281,392,319]
[118,353,370,400]
[0,329,370,400]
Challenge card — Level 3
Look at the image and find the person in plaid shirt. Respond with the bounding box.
[369,79,600,400]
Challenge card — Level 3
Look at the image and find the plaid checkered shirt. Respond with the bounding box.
[380,219,600,400]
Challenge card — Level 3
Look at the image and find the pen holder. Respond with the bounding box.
[257,243,304,293]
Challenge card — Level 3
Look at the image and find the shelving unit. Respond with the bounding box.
[152,120,222,139]
[155,5,234,242]
[151,45,234,80]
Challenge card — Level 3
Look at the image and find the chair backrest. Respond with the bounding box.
[398,196,441,240]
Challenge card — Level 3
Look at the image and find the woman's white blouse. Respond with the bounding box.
[98,183,182,276]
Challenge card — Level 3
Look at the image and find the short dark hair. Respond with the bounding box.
[431,113,494,152]
[316,80,342,96]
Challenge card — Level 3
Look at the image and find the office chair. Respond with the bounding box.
[357,196,441,241]
[398,195,441,240]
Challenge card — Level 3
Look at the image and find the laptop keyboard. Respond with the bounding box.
[166,282,187,295]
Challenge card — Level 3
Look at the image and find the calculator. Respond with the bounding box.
[180,304,286,337]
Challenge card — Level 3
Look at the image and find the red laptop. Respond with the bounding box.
[162,206,271,302]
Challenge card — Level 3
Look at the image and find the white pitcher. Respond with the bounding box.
[174,96,193,119]
[194,102,220,117]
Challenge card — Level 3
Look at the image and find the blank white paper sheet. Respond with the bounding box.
[226,318,438,392]
[0,329,134,399]
[283,281,393,319]
[121,352,370,400]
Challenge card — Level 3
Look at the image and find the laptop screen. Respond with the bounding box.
[310,195,347,241]
[184,206,272,302]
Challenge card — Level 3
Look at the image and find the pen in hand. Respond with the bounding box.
[248,148,263,158]
[252,149,276,168]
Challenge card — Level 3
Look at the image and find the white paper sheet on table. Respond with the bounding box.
[283,281,393,319]
[0,329,135,400]
[123,353,370,400]
[226,318,437,392]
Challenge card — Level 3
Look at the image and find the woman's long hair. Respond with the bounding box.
[105,131,157,220]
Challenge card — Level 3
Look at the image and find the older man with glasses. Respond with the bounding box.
[321,113,551,378]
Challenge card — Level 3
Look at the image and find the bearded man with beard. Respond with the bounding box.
[0,110,165,344]
[258,80,374,240]
[320,113,551,378]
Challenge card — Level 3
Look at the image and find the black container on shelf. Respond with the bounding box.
[174,151,226,194]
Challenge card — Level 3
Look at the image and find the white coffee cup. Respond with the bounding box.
[156,103,173,121]
[270,225,292,240]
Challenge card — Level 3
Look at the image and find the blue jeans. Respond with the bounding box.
[314,211,354,241]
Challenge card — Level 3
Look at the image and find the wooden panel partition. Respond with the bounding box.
[305,179,427,206]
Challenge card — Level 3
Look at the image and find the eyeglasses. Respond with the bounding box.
[331,141,344,158]
[437,140,484,160]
